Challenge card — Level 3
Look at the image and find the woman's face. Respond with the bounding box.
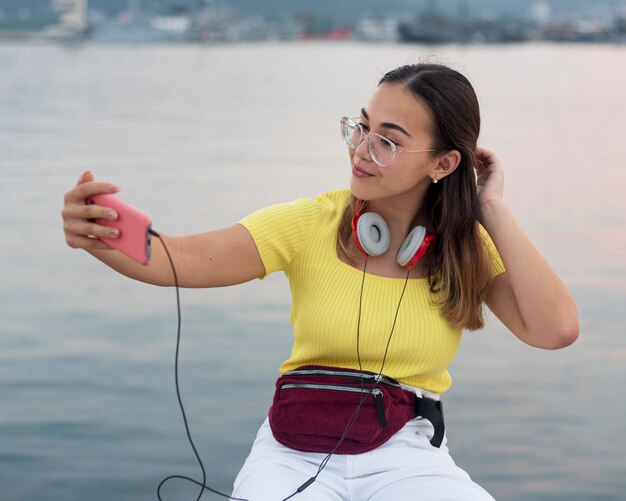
[348,83,438,203]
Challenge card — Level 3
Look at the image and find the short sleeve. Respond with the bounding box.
[238,197,324,277]
[479,224,506,278]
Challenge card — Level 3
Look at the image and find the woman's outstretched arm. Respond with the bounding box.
[62,171,265,288]
[475,148,579,349]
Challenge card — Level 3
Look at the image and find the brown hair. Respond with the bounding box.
[338,63,493,330]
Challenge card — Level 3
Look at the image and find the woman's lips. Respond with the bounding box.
[352,164,373,178]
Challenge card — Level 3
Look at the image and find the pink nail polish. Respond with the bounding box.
[109,185,120,193]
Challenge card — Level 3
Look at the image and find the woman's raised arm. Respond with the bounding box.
[475,149,579,349]
[62,171,265,288]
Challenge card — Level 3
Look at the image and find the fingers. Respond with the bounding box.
[475,147,488,163]
[64,217,120,239]
[475,147,500,170]
[63,171,121,251]
[62,200,118,222]
[64,180,119,205]
[65,233,115,251]
[63,209,120,250]
[76,170,94,186]
[475,146,493,156]
[475,147,498,161]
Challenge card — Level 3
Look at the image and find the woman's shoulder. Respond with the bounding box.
[240,189,350,229]
[313,188,351,212]
[278,189,350,217]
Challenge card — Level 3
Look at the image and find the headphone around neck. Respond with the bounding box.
[350,202,435,271]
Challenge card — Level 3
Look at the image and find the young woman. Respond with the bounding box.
[62,63,579,500]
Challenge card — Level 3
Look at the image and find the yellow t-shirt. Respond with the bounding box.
[239,189,505,395]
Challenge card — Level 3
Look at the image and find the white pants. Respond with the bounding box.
[232,417,495,501]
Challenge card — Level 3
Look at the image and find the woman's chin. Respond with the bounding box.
[349,178,370,201]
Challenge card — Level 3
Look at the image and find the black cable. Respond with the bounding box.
[356,257,368,373]
[283,260,412,499]
[377,268,411,377]
[149,229,248,501]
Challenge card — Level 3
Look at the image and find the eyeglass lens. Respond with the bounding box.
[341,118,395,167]
[342,119,361,149]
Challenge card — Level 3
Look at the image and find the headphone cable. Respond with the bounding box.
[149,229,248,501]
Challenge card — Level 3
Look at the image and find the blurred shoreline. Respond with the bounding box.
[2,0,626,45]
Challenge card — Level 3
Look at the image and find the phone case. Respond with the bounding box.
[85,193,152,265]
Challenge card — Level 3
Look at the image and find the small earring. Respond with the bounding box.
[432,176,438,184]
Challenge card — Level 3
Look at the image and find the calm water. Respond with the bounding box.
[1,41,625,500]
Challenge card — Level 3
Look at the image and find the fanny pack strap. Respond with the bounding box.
[415,397,445,448]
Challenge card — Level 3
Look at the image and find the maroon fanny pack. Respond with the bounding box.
[268,365,445,454]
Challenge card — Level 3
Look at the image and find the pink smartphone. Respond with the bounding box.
[85,193,152,265]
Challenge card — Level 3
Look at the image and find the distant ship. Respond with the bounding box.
[356,18,400,42]
[398,0,529,44]
[91,1,192,44]
[398,15,461,44]
[43,0,92,42]
[398,0,462,44]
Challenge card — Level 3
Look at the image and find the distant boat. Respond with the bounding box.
[398,14,461,44]
[43,0,92,42]
[398,0,530,45]
[92,14,192,44]
[356,18,399,42]
[397,0,462,44]
[88,0,193,45]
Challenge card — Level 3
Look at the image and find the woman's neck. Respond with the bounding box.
[366,185,431,239]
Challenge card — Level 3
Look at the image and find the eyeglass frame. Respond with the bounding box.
[340,116,436,167]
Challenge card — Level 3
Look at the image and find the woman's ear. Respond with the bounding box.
[433,150,461,180]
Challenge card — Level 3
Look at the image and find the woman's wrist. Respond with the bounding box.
[479,198,508,229]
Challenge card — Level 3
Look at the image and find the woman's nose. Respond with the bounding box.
[354,135,372,162]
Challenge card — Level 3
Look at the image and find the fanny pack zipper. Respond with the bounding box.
[283,368,400,388]
[281,383,387,428]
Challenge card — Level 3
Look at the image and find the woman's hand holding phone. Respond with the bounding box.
[62,171,152,265]
[62,171,123,252]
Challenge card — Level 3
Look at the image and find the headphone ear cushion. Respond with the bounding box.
[397,226,427,268]
[356,212,390,257]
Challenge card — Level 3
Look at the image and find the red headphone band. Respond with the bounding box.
[350,201,368,257]
[404,233,436,271]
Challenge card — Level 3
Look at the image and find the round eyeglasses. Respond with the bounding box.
[340,116,435,167]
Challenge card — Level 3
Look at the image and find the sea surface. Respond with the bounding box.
[0,41,625,501]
